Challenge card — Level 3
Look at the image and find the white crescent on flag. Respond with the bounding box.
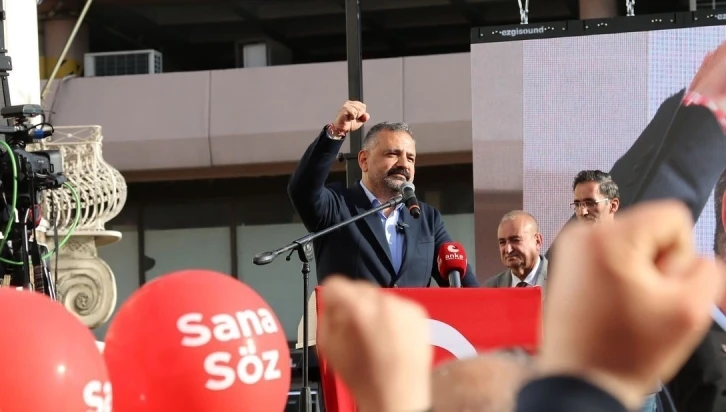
[428,319,477,359]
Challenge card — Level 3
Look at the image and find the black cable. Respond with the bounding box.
[30,183,40,293]
[50,191,59,295]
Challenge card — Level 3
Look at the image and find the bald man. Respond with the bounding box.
[485,210,548,289]
[432,350,536,412]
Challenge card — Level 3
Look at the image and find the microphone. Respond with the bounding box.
[252,251,279,265]
[437,242,467,288]
[395,221,409,233]
[399,182,421,219]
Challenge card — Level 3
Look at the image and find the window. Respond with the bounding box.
[142,202,233,281]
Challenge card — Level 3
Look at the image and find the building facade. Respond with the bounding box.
[28,0,685,343]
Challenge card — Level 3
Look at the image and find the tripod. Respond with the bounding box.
[253,194,403,412]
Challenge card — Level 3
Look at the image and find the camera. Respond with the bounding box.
[0,104,66,194]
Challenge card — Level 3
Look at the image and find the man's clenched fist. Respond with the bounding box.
[317,277,432,412]
[689,40,726,112]
[332,101,370,134]
[541,200,725,409]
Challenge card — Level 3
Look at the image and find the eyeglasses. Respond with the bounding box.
[570,198,609,210]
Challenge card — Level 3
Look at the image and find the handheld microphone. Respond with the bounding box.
[436,242,467,288]
[400,182,421,219]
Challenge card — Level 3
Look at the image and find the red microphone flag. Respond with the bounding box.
[437,241,467,276]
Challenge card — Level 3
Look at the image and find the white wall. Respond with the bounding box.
[2,0,40,105]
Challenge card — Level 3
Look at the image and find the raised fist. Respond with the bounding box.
[317,276,432,412]
[689,41,726,112]
[542,200,725,409]
[332,101,370,134]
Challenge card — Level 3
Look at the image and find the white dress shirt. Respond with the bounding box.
[509,255,541,287]
[359,181,405,274]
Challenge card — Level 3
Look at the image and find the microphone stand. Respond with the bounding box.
[448,272,462,288]
[252,193,404,412]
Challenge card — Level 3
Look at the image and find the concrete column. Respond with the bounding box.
[579,0,619,19]
[2,0,41,105]
[41,18,89,80]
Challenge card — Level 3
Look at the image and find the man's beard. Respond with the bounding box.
[379,167,410,194]
[383,175,406,191]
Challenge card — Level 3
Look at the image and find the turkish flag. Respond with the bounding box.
[316,286,543,412]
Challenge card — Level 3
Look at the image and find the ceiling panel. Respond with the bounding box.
[77,0,587,70]
[378,5,470,28]
[97,0,216,4]
[132,4,245,25]
[359,0,453,10]
[250,0,342,19]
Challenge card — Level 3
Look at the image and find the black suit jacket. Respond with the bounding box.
[667,322,726,412]
[610,89,726,221]
[517,376,627,412]
[288,127,479,287]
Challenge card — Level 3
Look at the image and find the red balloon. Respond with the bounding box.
[0,288,111,411]
[104,270,291,412]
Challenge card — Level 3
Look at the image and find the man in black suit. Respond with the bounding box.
[288,101,478,287]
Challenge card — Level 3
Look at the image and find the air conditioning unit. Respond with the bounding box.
[84,50,163,77]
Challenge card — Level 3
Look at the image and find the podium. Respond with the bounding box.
[315,287,543,412]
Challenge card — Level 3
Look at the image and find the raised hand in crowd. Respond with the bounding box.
[540,200,726,410]
[687,40,726,116]
[316,277,432,412]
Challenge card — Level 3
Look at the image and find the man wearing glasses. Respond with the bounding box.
[570,169,660,412]
[571,170,620,224]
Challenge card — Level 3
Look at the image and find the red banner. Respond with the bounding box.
[315,286,543,412]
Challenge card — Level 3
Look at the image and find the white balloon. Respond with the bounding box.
[95,341,105,352]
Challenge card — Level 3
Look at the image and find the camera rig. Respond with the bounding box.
[0,8,66,299]
[0,103,66,299]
